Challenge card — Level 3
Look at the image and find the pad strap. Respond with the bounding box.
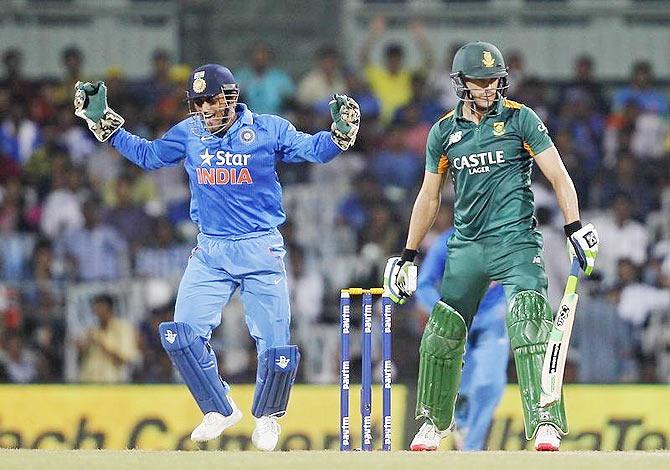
[507,291,568,438]
[252,345,301,418]
[159,322,233,416]
[416,301,467,431]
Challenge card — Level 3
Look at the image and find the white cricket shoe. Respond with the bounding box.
[410,421,452,451]
[190,397,243,442]
[534,424,561,451]
[252,416,281,451]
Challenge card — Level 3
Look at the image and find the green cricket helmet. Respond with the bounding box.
[450,41,509,102]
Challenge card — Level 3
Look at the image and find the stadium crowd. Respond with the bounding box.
[1,18,669,385]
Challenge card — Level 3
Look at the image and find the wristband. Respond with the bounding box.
[564,220,582,238]
[400,248,418,262]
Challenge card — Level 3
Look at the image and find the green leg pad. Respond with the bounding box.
[507,291,568,439]
[416,300,467,431]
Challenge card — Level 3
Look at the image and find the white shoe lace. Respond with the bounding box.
[257,417,280,435]
[203,412,221,425]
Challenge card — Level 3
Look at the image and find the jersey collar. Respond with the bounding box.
[455,98,504,122]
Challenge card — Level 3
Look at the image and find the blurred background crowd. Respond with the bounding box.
[1,6,670,388]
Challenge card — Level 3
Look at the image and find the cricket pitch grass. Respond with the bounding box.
[1,449,668,470]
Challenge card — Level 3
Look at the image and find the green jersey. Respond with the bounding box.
[426,98,553,240]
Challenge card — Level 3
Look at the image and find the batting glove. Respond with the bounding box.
[383,250,418,305]
[565,221,599,276]
[329,94,360,151]
[74,81,125,142]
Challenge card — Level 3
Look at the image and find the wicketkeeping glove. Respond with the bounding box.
[74,81,125,142]
[329,94,360,151]
[565,221,599,276]
[383,251,418,305]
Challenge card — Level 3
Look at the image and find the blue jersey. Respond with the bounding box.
[416,229,506,330]
[110,103,341,237]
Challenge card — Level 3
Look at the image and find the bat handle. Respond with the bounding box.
[569,257,580,277]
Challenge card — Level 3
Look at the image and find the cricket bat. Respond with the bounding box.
[540,257,581,407]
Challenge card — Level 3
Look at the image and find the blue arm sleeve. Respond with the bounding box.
[273,116,341,164]
[109,123,187,170]
[415,231,452,310]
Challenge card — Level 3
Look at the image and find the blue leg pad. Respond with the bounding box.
[252,345,300,418]
[159,321,233,416]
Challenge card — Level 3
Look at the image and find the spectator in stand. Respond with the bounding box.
[591,192,648,283]
[359,16,433,124]
[337,174,387,243]
[55,199,127,281]
[553,89,605,191]
[297,45,347,113]
[133,49,174,109]
[287,244,324,327]
[591,156,655,219]
[572,283,635,383]
[103,173,153,249]
[613,61,668,116]
[0,94,41,166]
[558,55,608,114]
[236,41,295,114]
[135,304,174,383]
[428,42,463,112]
[394,72,444,125]
[369,125,422,193]
[0,331,37,383]
[76,294,139,383]
[103,160,159,210]
[40,155,84,240]
[516,76,550,123]
[55,45,85,106]
[504,50,525,98]
[135,216,191,278]
[1,49,31,100]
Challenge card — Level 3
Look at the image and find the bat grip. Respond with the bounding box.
[569,257,580,277]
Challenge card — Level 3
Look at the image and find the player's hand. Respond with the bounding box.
[384,256,418,305]
[329,94,360,151]
[566,222,599,276]
[74,81,125,142]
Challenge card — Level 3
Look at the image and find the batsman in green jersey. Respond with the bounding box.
[384,42,600,451]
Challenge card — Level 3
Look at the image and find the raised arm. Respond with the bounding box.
[409,20,434,72]
[276,95,360,163]
[74,80,186,170]
[358,16,387,68]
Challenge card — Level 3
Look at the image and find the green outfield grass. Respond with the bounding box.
[1,450,668,470]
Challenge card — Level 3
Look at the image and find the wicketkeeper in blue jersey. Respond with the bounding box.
[414,228,509,451]
[73,64,360,451]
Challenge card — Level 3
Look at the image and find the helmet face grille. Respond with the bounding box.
[186,87,240,138]
[450,72,509,106]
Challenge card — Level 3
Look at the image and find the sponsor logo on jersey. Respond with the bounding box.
[452,150,505,175]
[448,130,463,145]
[537,123,547,133]
[197,148,253,185]
[493,122,505,136]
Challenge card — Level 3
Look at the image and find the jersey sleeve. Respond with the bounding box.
[424,122,448,174]
[519,106,553,157]
[109,122,187,170]
[272,115,341,164]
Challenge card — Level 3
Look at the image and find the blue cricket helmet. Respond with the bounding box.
[186,64,239,101]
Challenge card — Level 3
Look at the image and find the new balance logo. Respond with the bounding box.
[533,256,542,265]
[164,330,177,344]
[276,355,290,369]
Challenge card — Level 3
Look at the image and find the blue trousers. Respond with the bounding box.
[174,229,291,356]
[454,304,509,451]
